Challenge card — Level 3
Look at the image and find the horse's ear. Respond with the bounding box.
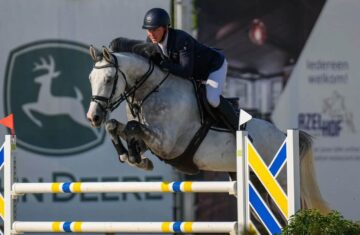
[89,45,100,62]
[103,47,112,63]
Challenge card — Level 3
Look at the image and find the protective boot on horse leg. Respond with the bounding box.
[105,119,153,171]
[105,119,129,162]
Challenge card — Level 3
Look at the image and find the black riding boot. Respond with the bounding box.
[216,96,239,131]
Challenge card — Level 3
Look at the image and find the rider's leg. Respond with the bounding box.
[206,59,238,131]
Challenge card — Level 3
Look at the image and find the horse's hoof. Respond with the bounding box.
[128,155,141,164]
[135,158,154,171]
[119,154,128,163]
[144,158,154,171]
[128,155,136,164]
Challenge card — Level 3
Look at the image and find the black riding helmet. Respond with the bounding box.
[142,8,170,29]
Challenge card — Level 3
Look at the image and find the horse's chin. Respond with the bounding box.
[90,121,103,128]
[86,113,106,128]
[90,116,108,128]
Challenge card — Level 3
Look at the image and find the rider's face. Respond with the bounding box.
[146,27,166,43]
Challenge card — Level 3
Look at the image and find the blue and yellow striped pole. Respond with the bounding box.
[11,181,236,195]
[12,221,237,233]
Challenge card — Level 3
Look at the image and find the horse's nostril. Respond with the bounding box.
[93,115,100,123]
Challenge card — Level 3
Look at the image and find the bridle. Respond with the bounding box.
[91,55,126,112]
[91,53,169,118]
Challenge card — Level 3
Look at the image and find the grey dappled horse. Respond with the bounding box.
[86,45,329,214]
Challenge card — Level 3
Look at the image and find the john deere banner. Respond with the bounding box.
[0,0,175,233]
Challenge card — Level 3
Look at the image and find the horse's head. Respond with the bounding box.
[87,46,128,127]
[87,41,167,128]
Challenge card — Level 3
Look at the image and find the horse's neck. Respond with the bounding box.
[116,53,169,101]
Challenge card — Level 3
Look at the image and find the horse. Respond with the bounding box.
[86,43,329,214]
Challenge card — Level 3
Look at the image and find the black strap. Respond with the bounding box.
[163,120,212,175]
[140,72,170,106]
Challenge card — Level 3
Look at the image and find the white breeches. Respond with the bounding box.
[206,59,228,107]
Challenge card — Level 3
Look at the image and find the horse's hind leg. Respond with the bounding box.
[133,140,154,171]
[126,138,153,170]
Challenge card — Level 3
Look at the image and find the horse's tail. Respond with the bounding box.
[299,131,331,214]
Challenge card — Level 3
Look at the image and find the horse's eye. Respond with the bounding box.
[105,76,112,84]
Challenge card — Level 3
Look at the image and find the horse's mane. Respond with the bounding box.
[109,37,158,60]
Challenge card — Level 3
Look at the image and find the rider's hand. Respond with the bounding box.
[159,58,171,72]
[150,53,163,65]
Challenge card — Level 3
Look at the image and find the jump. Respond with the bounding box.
[86,44,329,214]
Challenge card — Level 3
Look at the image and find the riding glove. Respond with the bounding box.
[158,58,171,72]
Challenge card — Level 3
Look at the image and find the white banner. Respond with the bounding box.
[272,0,360,220]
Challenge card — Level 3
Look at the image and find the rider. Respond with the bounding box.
[142,8,238,131]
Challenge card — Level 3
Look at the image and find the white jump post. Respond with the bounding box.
[236,130,248,234]
[3,135,15,235]
[286,130,301,216]
[1,110,300,235]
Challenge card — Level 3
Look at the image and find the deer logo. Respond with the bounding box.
[322,90,356,133]
[22,55,99,136]
[5,40,104,156]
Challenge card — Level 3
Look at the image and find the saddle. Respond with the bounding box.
[163,81,240,174]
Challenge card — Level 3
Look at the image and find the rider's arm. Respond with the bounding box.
[160,37,194,78]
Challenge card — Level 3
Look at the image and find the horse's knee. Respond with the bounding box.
[124,120,142,136]
[105,119,118,134]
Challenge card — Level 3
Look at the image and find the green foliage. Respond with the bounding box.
[282,209,360,235]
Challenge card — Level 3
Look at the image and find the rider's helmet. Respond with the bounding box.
[142,8,170,29]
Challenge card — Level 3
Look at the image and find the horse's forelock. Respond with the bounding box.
[94,57,113,68]
[95,54,103,63]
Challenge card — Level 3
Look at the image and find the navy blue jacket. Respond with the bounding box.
[148,28,225,81]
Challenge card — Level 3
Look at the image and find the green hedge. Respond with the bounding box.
[281,209,360,235]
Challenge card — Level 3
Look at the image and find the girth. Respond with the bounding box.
[163,120,212,175]
[160,81,239,175]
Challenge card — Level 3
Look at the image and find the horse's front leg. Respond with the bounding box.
[105,119,153,171]
[105,119,129,162]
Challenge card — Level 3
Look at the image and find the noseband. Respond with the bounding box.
[91,53,157,113]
